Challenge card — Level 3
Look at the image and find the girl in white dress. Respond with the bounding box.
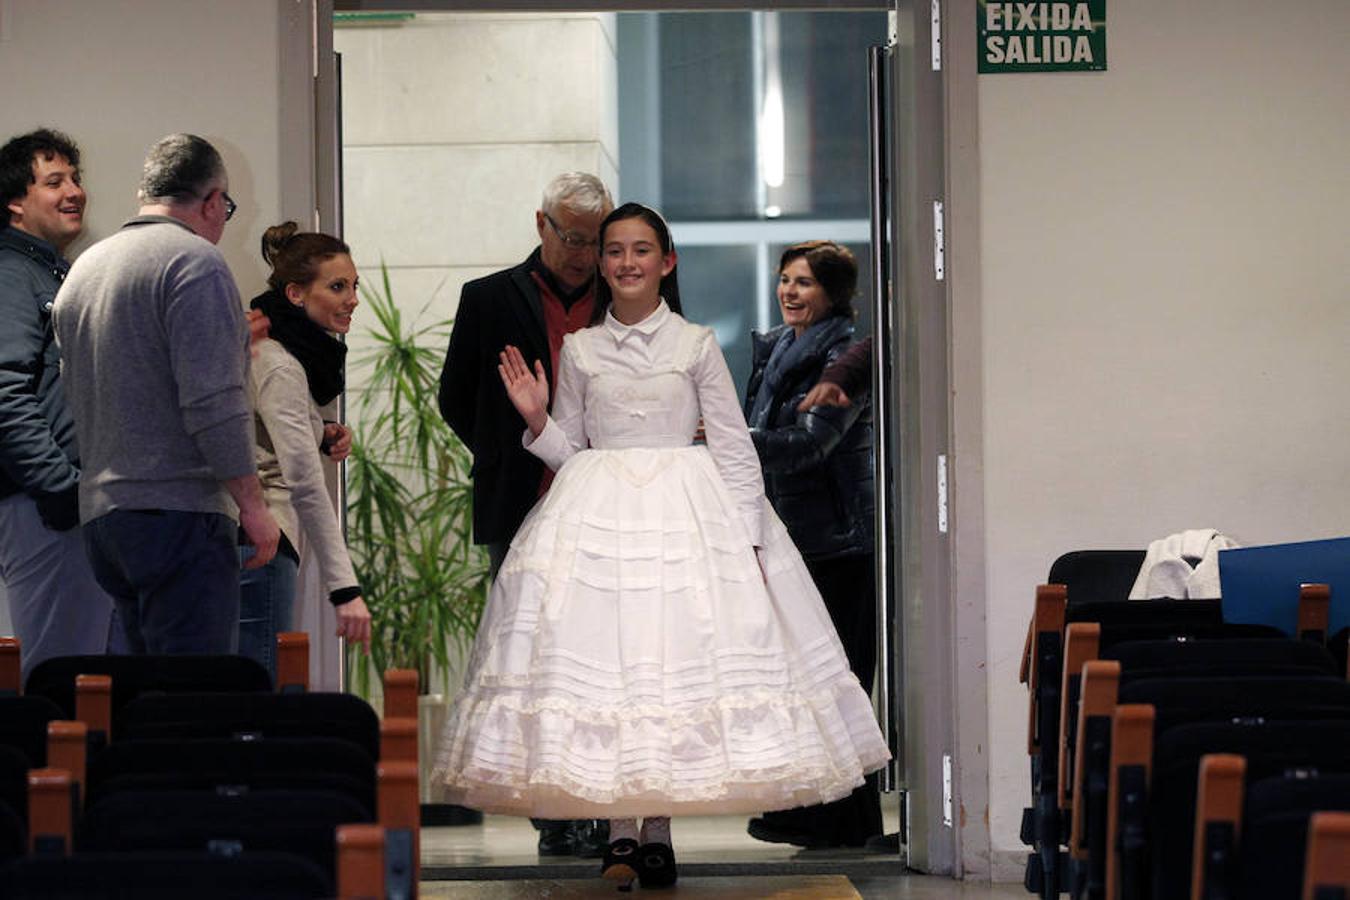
[432,203,888,890]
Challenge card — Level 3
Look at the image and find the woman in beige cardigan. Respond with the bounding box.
[238,222,370,679]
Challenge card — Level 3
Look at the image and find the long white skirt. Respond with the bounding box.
[431,445,890,819]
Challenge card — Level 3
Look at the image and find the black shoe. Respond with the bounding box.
[570,819,610,858]
[636,841,678,889]
[746,816,831,849]
[600,838,639,891]
[864,831,901,853]
[537,821,574,857]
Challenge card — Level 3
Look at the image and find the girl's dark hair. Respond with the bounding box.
[260,221,350,293]
[779,240,858,319]
[589,202,683,326]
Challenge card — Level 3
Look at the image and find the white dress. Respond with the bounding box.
[432,302,889,819]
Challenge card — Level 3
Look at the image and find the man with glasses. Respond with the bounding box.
[0,128,121,680]
[437,171,612,858]
[53,133,279,657]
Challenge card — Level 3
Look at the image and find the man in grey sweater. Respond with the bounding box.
[53,133,279,654]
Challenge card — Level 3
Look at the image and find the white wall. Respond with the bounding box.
[335,12,619,344]
[0,0,305,291]
[971,0,1350,872]
[0,0,330,681]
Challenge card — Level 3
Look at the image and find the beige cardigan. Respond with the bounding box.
[249,337,358,596]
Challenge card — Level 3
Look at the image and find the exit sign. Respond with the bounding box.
[979,1,1107,73]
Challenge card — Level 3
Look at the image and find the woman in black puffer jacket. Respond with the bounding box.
[742,240,880,849]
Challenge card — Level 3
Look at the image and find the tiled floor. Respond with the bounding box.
[420,809,1026,898]
[422,873,1029,898]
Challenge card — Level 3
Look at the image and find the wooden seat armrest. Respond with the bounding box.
[276,631,310,693]
[46,721,88,808]
[337,823,386,900]
[377,759,419,833]
[1070,659,1120,860]
[1191,754,1246,900]
[74,674,112,743]
[378,760,420,897]
[0,637,20,695]
[1298,583,1331,644]
[27,768,73,855]
[1059,622,1103,812]
[1027,584,1068,754]
[383,669,419,721]
[1105,704,1154,900]
[380,717,419,766]
[1302,811,1350,900]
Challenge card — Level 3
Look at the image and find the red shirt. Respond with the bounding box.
[531,271,594,494]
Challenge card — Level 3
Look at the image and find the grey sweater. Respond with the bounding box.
[52,216,255,522]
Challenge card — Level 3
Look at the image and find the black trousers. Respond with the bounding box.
[761,552,883,846]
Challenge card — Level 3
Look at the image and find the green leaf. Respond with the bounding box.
[345,260,486,698]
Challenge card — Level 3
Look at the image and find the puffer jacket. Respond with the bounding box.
[0,225,79,501]
[743,315,875,561]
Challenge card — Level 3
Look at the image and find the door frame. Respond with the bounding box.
[320,0,984,878]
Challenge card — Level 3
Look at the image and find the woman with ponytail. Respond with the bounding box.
[240,222,370,678]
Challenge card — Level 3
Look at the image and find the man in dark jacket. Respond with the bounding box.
[0,128,116,679]
[437,171,612,857]
[438,172,612,575]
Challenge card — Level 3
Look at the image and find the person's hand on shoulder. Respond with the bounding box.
[797,382,851,412]
[246,309,271,356]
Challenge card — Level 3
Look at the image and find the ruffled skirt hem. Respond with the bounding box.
[432,446,891,818]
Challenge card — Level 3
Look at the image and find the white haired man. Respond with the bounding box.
[437,172,613,857]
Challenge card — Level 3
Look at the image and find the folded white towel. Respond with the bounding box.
[1129,529,1239,599]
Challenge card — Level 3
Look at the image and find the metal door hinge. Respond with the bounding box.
[942,753,954,827]
[933,200,946,281]
[937,454,948,534]
[931,0,942,70]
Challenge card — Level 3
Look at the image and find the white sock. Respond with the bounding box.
[609,818,639,843]
[640,816,671,846]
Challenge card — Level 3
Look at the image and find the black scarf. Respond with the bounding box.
[250,289,347,406]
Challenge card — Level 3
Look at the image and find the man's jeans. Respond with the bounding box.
[237,544,298,682]
[84,509,240,655]
[0,493,121,682]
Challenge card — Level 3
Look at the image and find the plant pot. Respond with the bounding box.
[418,692,483,827]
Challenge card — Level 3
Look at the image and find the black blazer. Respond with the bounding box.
[437,249,554,546]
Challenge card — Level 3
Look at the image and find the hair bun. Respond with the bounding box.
[260,221,301,268]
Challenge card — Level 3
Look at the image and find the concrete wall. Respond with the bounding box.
[965,0,1350,874]
[335,12,619,354]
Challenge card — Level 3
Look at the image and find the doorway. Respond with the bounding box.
[326,0,956,882]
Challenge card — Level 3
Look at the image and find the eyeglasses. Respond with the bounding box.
[184,188,236,221]
[543,212,597,249]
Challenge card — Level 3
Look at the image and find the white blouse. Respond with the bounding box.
[524,301,766,545]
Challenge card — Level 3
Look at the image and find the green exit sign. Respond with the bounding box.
[979,1,1107,73]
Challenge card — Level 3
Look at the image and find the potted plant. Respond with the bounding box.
[343,264,490,819]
